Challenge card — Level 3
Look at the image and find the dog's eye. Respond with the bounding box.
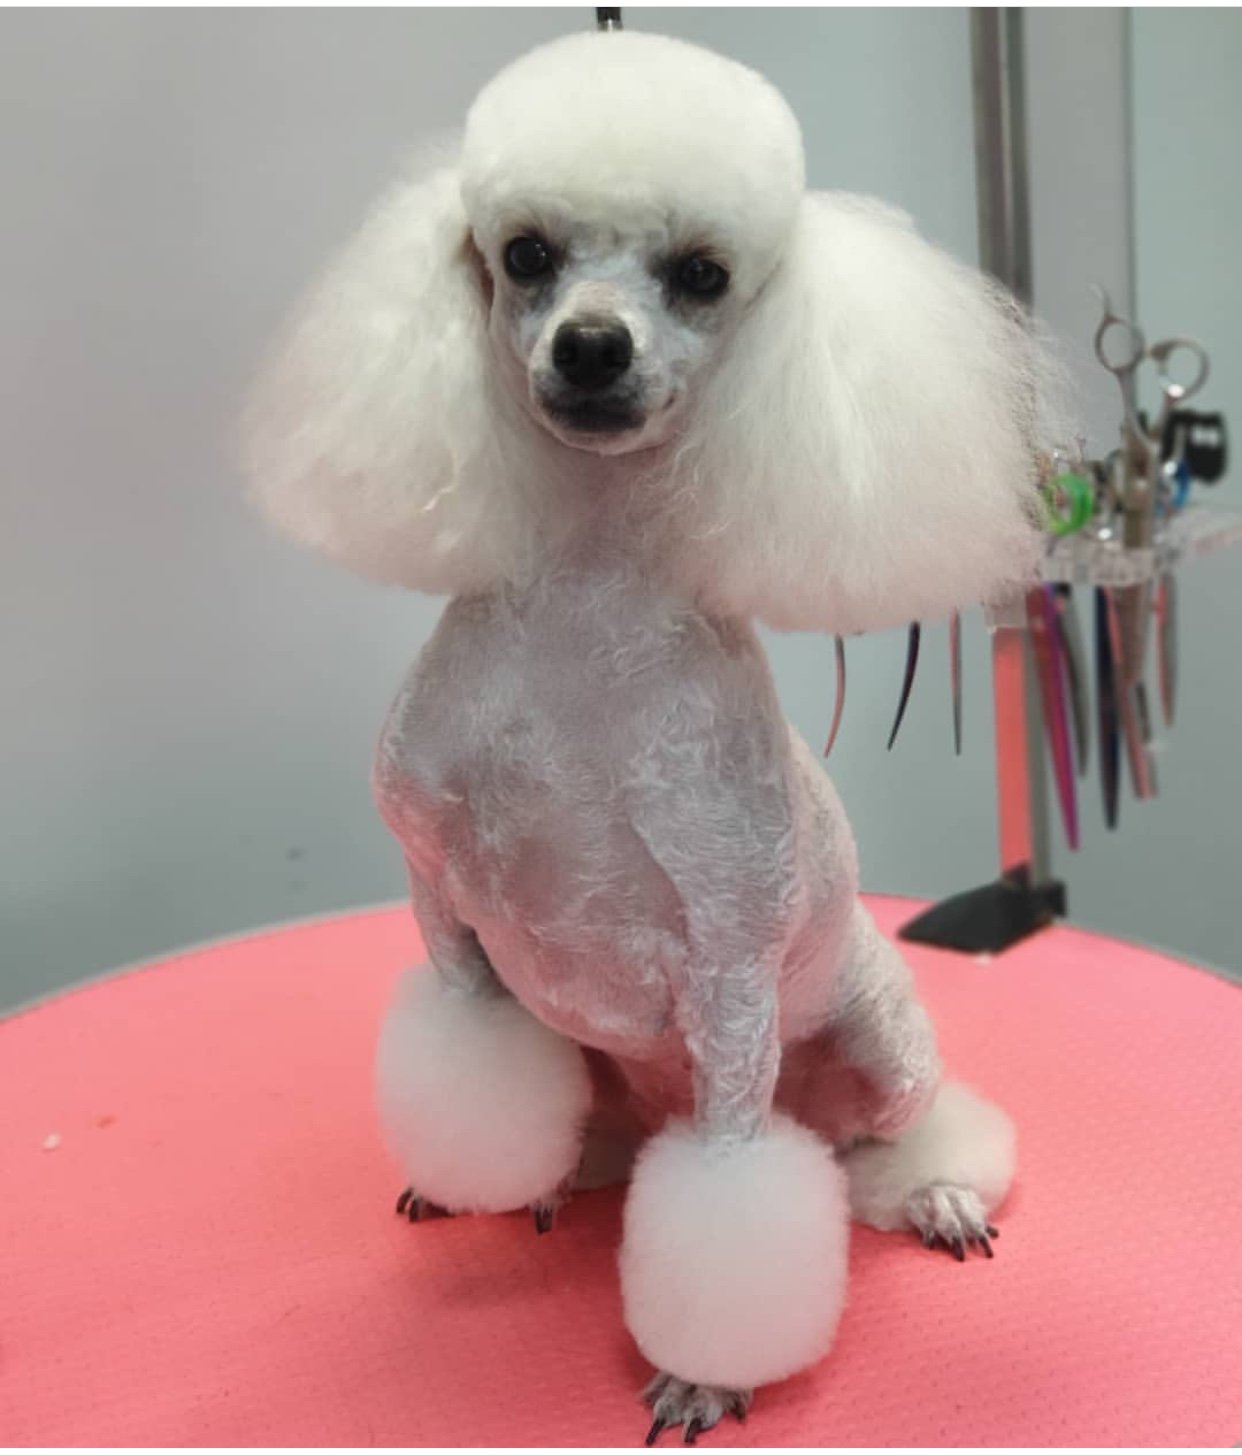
[674,254,730,299]
[504,236,552,281]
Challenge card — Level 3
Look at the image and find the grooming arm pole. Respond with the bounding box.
[901,8,1065,952]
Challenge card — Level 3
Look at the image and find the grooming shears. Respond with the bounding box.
[1092,290,1209,800]
[1027,583,1079,850]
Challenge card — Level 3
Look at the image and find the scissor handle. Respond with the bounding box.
[1164,458,1193,513]
[1148,337,1210,404]
[1092,287,1146,374]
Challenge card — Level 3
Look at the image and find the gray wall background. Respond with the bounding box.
[1035,8,1242,980]
[2,8,1238,1009]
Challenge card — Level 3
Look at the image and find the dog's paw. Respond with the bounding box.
[531,1166,579,1234]
[643,1372,752,1446]
[906,1182,998,1261]
[394,1186,452,1223]
[395,1179,575,1232]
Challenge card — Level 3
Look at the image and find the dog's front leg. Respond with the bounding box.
[619,639,852,1439]
[620,961,849,1444]
[375,862,593,1226]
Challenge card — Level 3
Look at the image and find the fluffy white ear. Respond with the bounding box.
[243,152,546,596]
[663,193,1073,634]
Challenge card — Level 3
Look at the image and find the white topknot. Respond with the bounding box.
[461,31,805,298]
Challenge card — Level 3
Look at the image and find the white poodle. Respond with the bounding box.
[246,28,1065,1443]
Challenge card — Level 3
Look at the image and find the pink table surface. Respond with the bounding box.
[3,895,1241,1447]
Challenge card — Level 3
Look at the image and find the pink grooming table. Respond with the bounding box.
[3,895,1241,1447]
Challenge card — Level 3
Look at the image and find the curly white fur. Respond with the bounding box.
[620,1117,850,1390]
[460,33,804,297]
[244,28,1073,634]
[664,195,1070,632]
[375,968,592,1213]
[844,1080,1017,1231]
[244,156,546,597]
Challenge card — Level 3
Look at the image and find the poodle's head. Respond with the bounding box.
[458,32,803,457]
[246,30,1072,632]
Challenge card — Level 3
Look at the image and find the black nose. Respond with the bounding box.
[552,318,633,391]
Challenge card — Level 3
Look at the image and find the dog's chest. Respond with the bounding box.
[373,570,791,1048]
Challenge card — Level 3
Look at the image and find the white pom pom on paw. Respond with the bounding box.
[375,969,592,1214]
[844,1080,1016,1231]
[619,1115,850,1390]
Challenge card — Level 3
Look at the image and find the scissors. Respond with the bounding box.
[1027,583,1079,850]
[1092,288,1210,490]
[1094,587,1121,829]
[1092,288,1209,565]
[1092,290,1209,800]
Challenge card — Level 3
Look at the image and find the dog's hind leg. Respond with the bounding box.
[840,1079,1014,1259]
[807,902,1015,1258]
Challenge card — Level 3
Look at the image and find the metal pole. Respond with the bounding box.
[971,8,1053,888]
